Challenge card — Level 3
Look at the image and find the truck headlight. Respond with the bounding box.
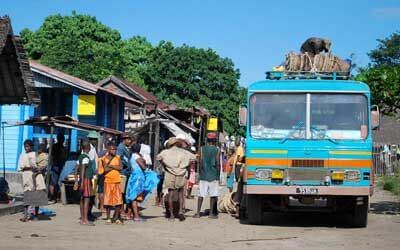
[331,171,344,181]
[254,169,272,180]
[271,169,284,180]
[344,170,360,181]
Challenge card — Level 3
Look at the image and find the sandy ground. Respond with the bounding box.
[0,187,399,250]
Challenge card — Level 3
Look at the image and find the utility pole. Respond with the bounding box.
[153,105,160,171]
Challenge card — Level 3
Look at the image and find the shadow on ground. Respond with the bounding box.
[370,201,400,215]
[239,212,368,228]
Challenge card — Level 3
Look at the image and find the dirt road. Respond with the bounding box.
[1,188,399,250]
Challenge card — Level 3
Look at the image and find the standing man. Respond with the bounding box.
[233,138,244,182]
[194,133,220,219]
[117,133,134,216]
[50,133,67,202]
[74,140,96,226]
[98,142,123,225]
[117,133,134,175]
[157,137,196,221]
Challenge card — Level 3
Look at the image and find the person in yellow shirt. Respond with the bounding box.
[233,139,244,182]
[98,142,123,225]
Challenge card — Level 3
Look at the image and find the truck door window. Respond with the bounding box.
[250,94,306,139]
[310,94,368,140]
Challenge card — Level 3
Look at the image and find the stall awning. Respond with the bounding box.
[17,115,123,136]
[161,121,195,144]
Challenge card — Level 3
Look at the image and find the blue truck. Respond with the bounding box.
[239,71,379,227]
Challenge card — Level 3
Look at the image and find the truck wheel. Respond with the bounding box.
[352,196,368,228]
[239,195,247,222]
[247,195,263,225]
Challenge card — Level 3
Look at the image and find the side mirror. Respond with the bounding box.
[239,106,247,126]
[371,105,380,130]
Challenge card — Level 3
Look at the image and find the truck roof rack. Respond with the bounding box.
[265,71,351,80]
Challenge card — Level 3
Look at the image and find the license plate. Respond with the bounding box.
[296,187,319,195]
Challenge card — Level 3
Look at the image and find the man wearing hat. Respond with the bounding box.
[156,137,196,221]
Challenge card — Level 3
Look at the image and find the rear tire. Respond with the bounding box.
[247,195,263,225]
[352,196,368,228]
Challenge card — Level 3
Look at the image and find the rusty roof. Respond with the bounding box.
[0,16,40,105]
[29,61,142,106]
[97,76,158,102]
[30,60,99,94]
[373,115,400,144]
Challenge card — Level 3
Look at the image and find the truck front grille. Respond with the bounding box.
[291,159,325,168]
[287,168,327,181]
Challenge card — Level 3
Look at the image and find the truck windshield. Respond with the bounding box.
[250,93,368,140]
[311,94,368,140]
[250,94,306,139]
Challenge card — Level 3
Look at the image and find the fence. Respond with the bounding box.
[373,144,400,176]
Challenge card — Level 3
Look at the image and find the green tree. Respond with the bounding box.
[368,32,400,66]
[20,12,149,83]
[141,41,245,134]
[356,31,400,114]
[120,36,152,88]
[20,12,246,135]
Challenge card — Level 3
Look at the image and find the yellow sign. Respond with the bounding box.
[78,95,96,116]
[207,117,218,131]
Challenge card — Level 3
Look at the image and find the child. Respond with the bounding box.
[186,146,197,199]
[98,142,123,225]
[74,140,96,226]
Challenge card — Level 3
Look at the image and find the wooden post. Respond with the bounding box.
[46,126,54,192]
[97,131,102,152]
[153,106,160,171]
[198,118,203,150]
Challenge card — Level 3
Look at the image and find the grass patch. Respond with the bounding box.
[379,175,400,196]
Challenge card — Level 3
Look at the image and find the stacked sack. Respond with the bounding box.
[285,51,351,73]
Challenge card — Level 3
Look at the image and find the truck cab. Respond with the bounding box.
[241,72,379,227]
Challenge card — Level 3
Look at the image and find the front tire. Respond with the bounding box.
[247,195,263,225]
[352,196,369,228]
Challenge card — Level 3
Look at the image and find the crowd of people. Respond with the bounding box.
[16,131,246,225]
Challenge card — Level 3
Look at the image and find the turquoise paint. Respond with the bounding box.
[27,106,34,139]
[245,79,373,189]
[15,106,25,170]
[0,105,28,171]
[248,80,370,93]
[70,90,78,151]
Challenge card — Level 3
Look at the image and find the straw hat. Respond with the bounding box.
[167,137,179,147]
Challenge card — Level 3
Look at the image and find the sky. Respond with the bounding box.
[2,0,399,86]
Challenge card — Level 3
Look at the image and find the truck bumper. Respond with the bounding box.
[244,185,370,196]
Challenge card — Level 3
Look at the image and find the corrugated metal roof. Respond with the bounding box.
[97,75,158,102]
[29,60,98,94]
[0,16,40,105]
[373,115,400,144]
[29,61,142,106]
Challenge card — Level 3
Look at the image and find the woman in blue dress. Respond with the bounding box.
[125,144,159,221]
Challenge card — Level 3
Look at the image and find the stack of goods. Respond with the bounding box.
[285,51,351,73]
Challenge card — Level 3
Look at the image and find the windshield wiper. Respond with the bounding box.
[279,121,305,144]
[310,125,338,144]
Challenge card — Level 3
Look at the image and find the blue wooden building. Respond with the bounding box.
[0,61,141,172]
